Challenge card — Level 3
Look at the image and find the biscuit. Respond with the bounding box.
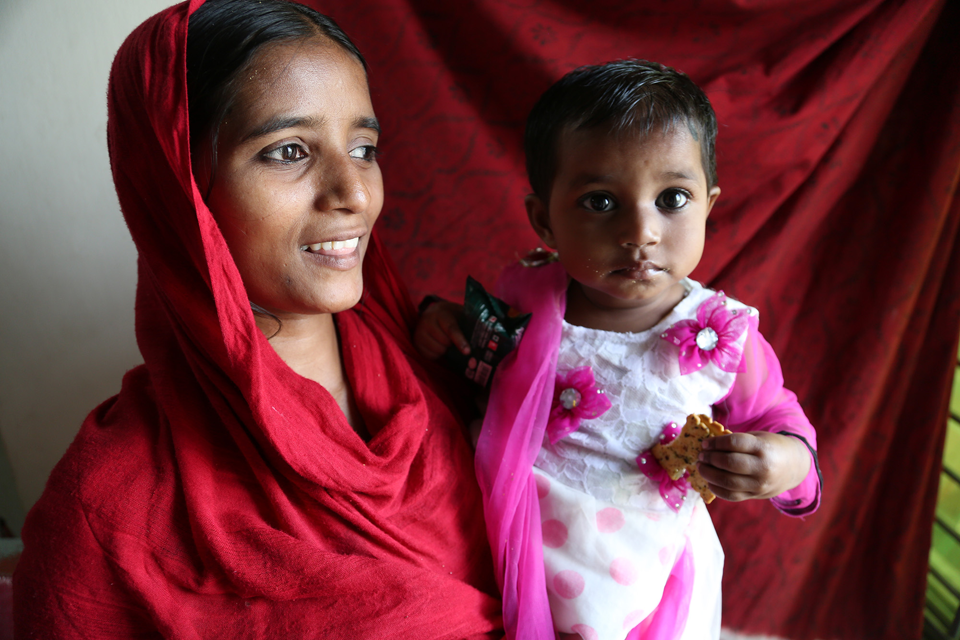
[652,414,731,504]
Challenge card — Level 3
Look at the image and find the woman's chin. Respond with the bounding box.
[248,279,365,325]
[332,287,364,313]
[313,281,366,316]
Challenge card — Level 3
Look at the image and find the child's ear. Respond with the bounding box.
[525,194,557,249]
[705,186,721,217]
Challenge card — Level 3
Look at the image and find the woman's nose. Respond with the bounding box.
[620,206,660,248]
[313,155,370,214]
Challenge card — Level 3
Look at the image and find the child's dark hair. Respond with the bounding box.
[187,0,366,178]
[524,59,718,201]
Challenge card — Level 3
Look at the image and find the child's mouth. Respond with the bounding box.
[616,261,668,280]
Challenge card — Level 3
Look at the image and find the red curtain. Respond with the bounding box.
[309,0,960,637]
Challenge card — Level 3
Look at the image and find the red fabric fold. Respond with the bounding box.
[13,2,502,638]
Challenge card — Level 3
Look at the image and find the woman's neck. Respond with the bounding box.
[256,312,369,439]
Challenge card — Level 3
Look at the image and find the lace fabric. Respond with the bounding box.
[534,280,754,509]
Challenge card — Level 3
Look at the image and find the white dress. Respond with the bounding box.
[532,279,755,640]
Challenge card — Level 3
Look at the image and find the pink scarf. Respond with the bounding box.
[476,260,694,640]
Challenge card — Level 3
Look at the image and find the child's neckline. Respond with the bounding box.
[562,278,696,336]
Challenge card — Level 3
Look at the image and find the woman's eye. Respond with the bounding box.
[264,143,307,163]
[349,145,379,162]
[581,193,616,212]
[657,189,689,210]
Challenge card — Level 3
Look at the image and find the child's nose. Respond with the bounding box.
[619,206,660,248]
[312,155,372,214]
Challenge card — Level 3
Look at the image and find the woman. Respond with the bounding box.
[13,0,503,637]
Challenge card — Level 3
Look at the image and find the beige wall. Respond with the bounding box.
[0,0,173,532]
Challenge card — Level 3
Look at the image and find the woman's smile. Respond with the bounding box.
[300,237,361,254]
[300,235,363,270]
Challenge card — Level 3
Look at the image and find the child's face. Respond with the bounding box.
[527,126,720,327]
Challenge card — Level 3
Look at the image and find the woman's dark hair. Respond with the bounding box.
[187,0,367,176]
[524,59,718,202]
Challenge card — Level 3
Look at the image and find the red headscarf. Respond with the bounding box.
[13,2,502,637]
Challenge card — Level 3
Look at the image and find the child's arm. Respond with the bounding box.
[413,299,471,360]
[697,317,822,514]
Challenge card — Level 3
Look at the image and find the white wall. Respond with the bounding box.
[0,0,174,532]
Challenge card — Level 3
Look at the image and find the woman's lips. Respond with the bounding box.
[300,236,360,256]
[299,236,362,270]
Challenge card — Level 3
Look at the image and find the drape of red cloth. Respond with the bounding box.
[313,0,960,637]
[13,1,503,637]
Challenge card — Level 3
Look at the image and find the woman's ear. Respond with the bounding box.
[525,194,557,249]
[706,186,721,217]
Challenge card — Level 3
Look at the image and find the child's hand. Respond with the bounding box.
[696,432,811,502]
[414,300,471,360]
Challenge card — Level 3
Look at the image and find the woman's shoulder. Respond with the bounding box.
[25,365,176,545]
[14,365,178,630]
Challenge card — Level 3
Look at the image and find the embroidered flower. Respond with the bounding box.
[546,366,611,444]
[660,291,749,375]
[637,422,690,513]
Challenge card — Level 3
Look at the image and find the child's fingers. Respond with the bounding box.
[700,470,761,502]
[422,301,470,354]
[414,332,447,359]
[699,432,763,454]
[414,300,467,359]
[698,449,767,476]
[437,312,471,355]
[414,322,454,359]
[697,464,762,501]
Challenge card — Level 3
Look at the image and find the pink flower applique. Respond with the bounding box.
[637,422,690,513]
[546,366,612,444]
[660,291,749,375]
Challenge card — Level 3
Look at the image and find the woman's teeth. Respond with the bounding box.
[301,237,360,252]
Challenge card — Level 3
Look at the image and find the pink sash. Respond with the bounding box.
[475,260,695,640]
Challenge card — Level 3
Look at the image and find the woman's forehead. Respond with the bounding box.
[227,39,372,128]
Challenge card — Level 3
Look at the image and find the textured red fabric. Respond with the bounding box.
[13,1,502,638]
[311,0,960,637]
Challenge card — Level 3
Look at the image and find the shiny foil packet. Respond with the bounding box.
[443,276,531,388]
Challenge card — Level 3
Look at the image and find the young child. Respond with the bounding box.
[415,60,821,640]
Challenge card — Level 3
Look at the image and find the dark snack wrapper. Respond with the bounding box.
[442,276,531,388]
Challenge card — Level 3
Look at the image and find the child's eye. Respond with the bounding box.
[656,189,690,210]
[349,145,379,162]
[580,193,616,212]
[263,143,307,163]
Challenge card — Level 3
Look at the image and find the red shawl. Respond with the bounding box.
[13,2,502,638]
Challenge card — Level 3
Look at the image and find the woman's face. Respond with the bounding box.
[199,39,383,321]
